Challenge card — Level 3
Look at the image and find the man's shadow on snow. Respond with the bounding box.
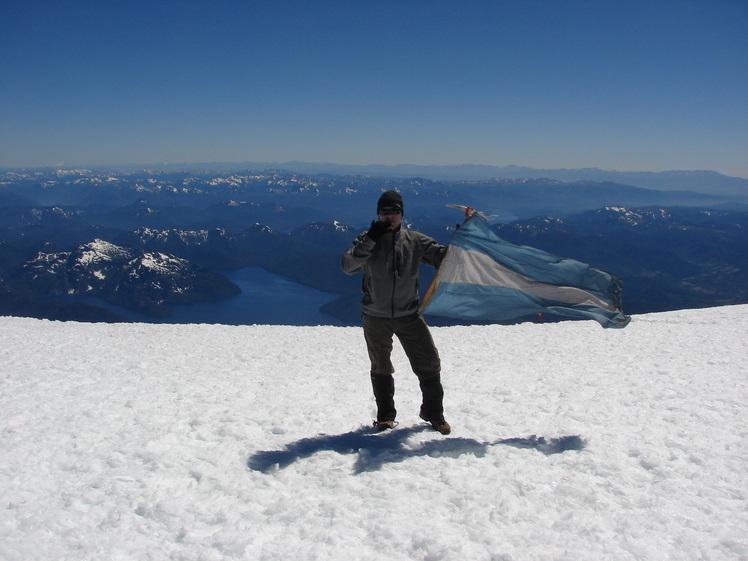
[247,425,586,475]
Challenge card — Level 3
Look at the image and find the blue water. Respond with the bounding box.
[57,267,346,326]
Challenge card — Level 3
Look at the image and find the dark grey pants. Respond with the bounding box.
[363,313,444,423]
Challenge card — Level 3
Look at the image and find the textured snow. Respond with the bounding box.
[137,252,188,275]
[78,240,132,266]
[1,305,746,560]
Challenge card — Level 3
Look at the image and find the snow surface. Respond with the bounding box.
[1,305,747,560]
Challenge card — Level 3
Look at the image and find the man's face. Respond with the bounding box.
[378,207,403,230]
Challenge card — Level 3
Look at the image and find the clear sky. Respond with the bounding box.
[1,0,746,177]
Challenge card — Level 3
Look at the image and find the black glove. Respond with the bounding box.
[366,220,390,242]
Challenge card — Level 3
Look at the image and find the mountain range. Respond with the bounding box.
[0,168,746,324]
[15,162,746,197]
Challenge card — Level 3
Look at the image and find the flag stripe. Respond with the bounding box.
[423,282,627,326]
[438,245,618,312]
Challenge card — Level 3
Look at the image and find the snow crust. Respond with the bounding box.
[1,305,746,560]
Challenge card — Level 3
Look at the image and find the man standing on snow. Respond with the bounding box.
[341,190,451,435]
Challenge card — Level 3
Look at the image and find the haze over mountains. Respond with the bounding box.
[27,162,747,198]
[1,165,746,325]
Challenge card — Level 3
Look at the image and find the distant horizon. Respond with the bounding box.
[2,162,736,175]
[3,160,747,180]
[4,161,747,199]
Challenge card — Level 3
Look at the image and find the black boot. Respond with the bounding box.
[370,373,396,422]
[418,375,448,433]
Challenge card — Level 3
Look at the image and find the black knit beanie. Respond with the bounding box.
[377,190,404,214]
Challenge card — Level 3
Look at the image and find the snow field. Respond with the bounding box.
[1,305,747,560]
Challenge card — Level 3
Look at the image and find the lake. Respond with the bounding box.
[56,267,347,326]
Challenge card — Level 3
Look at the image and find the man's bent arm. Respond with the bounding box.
[341,233,376,275]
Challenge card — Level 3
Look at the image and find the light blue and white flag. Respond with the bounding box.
[420,208,630,328]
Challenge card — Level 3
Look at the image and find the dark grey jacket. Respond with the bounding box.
[341,228,447,318]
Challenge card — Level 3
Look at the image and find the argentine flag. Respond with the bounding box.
[420,209,631,328]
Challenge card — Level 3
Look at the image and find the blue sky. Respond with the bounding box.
[1,0,746,177]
